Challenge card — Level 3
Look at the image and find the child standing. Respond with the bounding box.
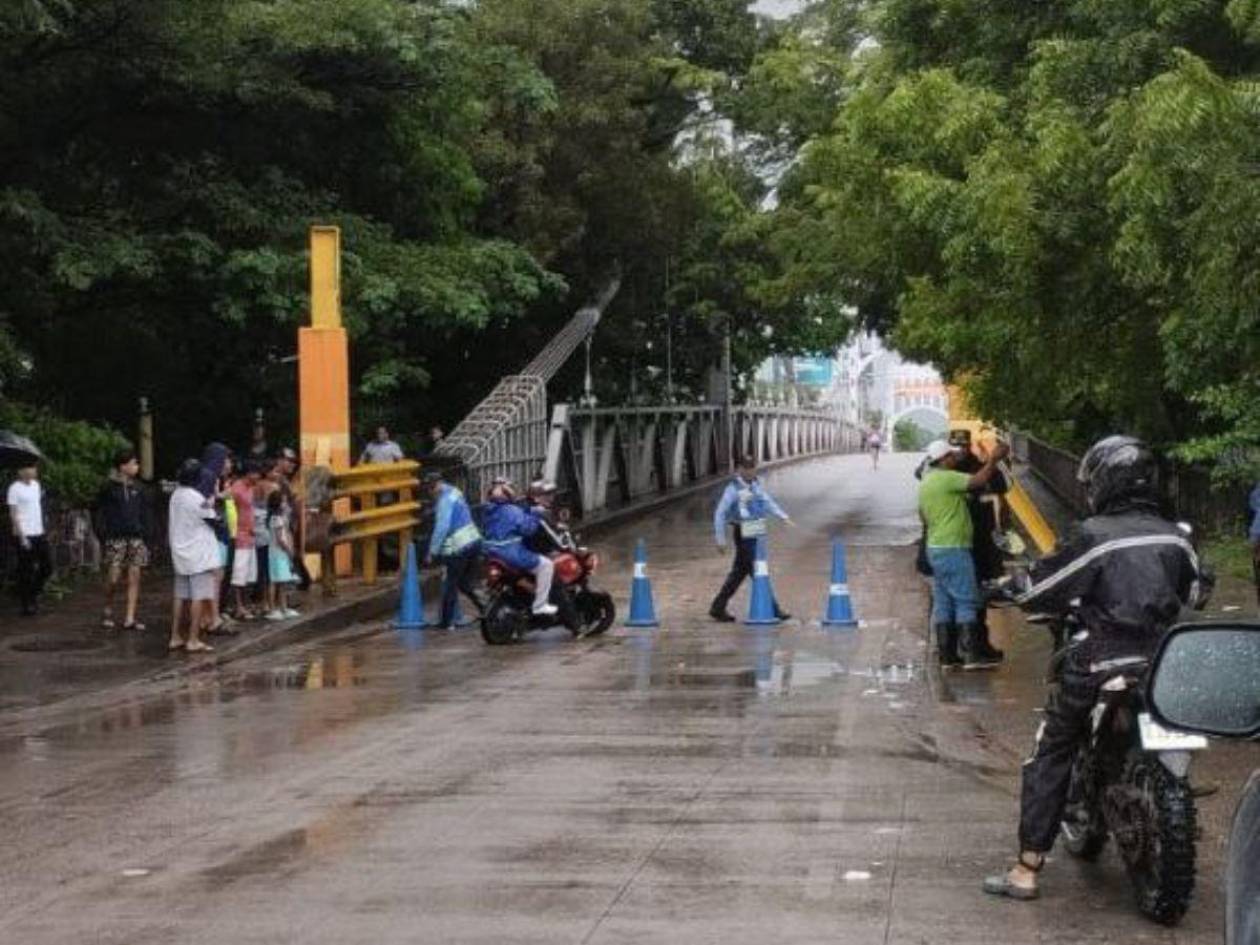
[265,490,299,620]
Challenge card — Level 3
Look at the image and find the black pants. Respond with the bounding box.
[710,536,780,616]
[440,549,484,627]
[1018,650,1102,852]
[15,535,53,612]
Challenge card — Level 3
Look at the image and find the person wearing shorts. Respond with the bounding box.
[168,459,221,653]
[228,462,262,619]
[93,448,152,630]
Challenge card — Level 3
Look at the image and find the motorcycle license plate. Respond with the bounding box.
[1138,713,1208,751]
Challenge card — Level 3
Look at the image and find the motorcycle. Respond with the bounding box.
[480,516,615,645]
[1057,644,1206,925]
[999,560,1211,926]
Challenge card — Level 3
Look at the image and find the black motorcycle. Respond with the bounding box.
[1057,645,1205,925]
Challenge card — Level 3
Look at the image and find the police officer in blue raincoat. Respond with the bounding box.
[709,456,794,622]
[424,469,485,629]
[481,478,558,616]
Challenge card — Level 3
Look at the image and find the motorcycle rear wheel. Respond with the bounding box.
[1117,749,1197,926]
[481,598,524,646]
[1061,751,1107,861]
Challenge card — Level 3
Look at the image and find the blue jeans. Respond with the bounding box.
[927,547,979,626]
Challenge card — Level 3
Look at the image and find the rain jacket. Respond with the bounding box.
[1016,500,1202,662]
[713,476,788,546]
[481,498,545,570]
[427,484,481,560]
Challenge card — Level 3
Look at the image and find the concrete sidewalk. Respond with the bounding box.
[0,565,401,715]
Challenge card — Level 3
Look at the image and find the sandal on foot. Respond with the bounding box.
[168,639,186,651]
[982,854,1043,901]
[122,620,146,632]
[185,641,215,654]
[102,614,116,629]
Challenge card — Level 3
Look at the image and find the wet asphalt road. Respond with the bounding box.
[0,453,1250,944]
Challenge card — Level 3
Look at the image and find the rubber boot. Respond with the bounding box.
[935,623,962,669]
[960,623,1001,671]
[976,611,1005,662]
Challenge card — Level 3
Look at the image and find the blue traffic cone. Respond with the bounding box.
[821,540,858,628]
[625,539,660,627]
[744,536,781,626]
[393,542,429,630]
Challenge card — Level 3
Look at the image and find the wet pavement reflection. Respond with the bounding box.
[0,454,1238,944]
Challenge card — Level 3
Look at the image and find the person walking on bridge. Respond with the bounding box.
[709,456,794,623]
[918,438,1009,669]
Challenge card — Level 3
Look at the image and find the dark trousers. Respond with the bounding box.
[15,535,53,612]
[440,549,484,627]
[710,536,780,616]
[1018,650,1100,852]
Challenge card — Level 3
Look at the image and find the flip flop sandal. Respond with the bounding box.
[168,640,186,651]
[122,621,146,632]
[982,854,1043,901]
[102,615,116,629]
[185,642,215,654]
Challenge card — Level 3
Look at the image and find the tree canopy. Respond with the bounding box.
[758,0,1260,472]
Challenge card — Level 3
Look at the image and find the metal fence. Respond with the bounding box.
[1022,434,1249,535]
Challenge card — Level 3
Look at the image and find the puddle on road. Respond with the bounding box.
[619,628,921,701]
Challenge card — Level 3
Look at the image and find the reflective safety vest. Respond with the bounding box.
[431,485,482,558]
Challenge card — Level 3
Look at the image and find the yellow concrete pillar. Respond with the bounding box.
[300,226,353,578]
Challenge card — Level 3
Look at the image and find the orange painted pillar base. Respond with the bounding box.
[299,325,352,577]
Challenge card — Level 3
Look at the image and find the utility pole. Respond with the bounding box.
[723,316,734,472]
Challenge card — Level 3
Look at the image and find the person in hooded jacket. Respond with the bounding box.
[481,479,557,617]
[983,435,1205,902]
[93,448,153,630]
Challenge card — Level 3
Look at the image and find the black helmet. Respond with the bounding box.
[1076,435,1158,513]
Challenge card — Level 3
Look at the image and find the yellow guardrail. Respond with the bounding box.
[328,461,422,585]
[946,390,1058,556]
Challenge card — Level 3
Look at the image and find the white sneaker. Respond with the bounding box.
[532,603,558,617]
[283,608,301,619]
[264,610,286,622]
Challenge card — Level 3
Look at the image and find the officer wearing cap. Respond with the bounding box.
[424,468,484,629]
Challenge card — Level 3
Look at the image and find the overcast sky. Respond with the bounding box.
[752,0,804,19]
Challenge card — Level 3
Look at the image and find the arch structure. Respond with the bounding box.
[886,403,950,451]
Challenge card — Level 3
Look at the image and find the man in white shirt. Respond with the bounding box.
[360,426,405,465]
[168,459,222,653]
[8,464,51,616]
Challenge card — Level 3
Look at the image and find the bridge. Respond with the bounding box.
[434,280,861,513]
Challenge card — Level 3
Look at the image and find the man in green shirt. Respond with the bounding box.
[919,438,1009,669]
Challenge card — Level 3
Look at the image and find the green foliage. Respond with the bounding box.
[0,400,128,505]
[894,417,933,452]
[750,0,1260,466]
[0,0,787,462]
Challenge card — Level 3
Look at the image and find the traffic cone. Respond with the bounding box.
[821,540,859,628]
[744,536,781,626]
[625,539,660,627]
[393,542,429,630]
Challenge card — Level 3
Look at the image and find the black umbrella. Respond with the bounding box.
[0,430,45,468]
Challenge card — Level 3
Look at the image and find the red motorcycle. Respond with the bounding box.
[481,519,615,645]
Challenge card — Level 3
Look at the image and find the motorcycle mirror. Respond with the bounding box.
[1147,622,1260,739]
